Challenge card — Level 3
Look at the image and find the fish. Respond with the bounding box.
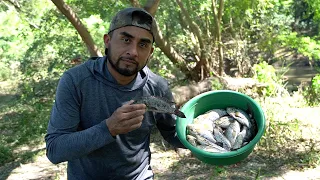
[187,135,198,147]
[198,145,229,153]
[193,134,228,152]
[232,126,247,150]
[214,116,235,128]
[187,124,216,144]
[133,96,186,118]
[226,107,251,128]
[193,109,228,123]
[224,121,241,146]
[186,106,258,153]
[213,127,232,150]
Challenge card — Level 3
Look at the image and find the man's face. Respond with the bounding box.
[104,26,154,76]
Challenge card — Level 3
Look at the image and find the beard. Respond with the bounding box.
[106,47,141,77]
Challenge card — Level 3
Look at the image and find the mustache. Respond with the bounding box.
[119,57,138,64]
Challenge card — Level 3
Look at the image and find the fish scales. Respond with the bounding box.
[233,126,247,150]
[187,124,216,144]
[226,107,251,128]
[193,109,227,123]
[187,135,198,147]
[133,96,186,118]
[213,128,232,150]
[214,116,235,128]
[194,135,228,152]
[224,120,241,146]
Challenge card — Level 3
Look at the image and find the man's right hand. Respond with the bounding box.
[106,100,146,136]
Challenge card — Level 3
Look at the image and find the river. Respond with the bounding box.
[276,66,318,92]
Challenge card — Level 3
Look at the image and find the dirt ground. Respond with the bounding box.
[1,107,319,180]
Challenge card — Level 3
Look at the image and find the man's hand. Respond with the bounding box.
[106,100,146,136]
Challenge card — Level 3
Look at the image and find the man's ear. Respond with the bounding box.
[103,34,111,47]
[149,47,154,56]
[146,47,154,63]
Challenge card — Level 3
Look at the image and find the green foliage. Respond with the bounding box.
[252,62,282,96]
[0,144,13,165]
[0,94,53,166]
[0,62,11,81]
[279,32,320,60]
[211,78,224,90]
[302,74,320,106]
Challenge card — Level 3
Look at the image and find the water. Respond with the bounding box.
[276,66,318,91]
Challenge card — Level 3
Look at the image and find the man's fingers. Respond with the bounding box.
[121,103,146,113]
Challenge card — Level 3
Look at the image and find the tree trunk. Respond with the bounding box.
[130,0,198,80]
[211,0,225,76]
[51,0,102,57]
[143,0,161,16]
[172,79,213,107]
[129,0,141,8]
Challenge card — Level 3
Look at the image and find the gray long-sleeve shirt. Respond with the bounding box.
[45,57,184,180]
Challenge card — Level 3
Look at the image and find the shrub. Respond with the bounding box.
[303,74,320,106]
[252,61,283,96]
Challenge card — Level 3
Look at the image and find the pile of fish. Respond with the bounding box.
[186,107,258,153]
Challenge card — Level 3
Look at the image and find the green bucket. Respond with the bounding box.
[176,90,266,165]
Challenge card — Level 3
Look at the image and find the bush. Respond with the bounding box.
[252,61,283,96]
[0,62,11,81]
[0,144,13,165]
[303,74,320,106]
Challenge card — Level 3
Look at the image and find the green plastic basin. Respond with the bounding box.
[176,90,266,165]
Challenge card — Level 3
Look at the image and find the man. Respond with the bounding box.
[45,7,185,180]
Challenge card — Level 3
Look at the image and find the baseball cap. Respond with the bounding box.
[108,7,157,42]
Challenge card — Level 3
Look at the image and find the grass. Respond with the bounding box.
[0,80,53,167]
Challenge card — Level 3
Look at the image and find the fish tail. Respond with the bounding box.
[174,109,186,118]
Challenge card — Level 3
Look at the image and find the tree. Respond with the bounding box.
[51,0,102,57]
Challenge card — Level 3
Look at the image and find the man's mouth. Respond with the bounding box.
[120,57,138,65]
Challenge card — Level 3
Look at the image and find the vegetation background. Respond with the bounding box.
[0,0,320,179]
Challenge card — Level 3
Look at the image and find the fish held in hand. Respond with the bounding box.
[133,96,186,118]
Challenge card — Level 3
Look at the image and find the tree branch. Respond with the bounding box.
[51,0,102,57]
[129,0,141,7]
[175,0,205,59]
[143,0,160,16]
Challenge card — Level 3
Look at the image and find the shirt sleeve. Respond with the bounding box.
[45,72,115,164]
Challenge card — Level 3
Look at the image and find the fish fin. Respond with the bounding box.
[174,109,186,118]
[152,96,175,105]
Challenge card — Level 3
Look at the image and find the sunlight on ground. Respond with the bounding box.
[5,144,67,180]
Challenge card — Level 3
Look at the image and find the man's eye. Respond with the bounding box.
[122,38,130,43]
[139,42,147,48]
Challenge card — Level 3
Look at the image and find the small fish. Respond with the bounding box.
[232,126,247,150]
[187,135,198,147]
[187,124,216,144]
[224,121,241,146]
[192,119,214,132]
[213,127,232,150]
[226,107,251,128]
[214,116,235,128]
[193,109,228,123]
[193,135,228,152]
[133,96,186,118]
[198,145,229,153]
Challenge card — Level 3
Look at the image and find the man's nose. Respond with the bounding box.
[126,43,138,57]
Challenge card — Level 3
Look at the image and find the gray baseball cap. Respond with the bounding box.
[108,7,157,42]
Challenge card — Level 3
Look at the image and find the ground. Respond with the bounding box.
[1,107,320,180]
